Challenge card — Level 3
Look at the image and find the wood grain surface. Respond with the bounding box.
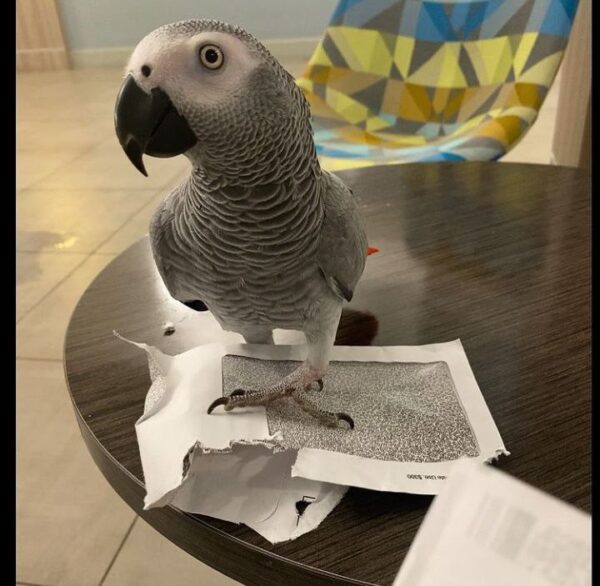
[64,162,591,586]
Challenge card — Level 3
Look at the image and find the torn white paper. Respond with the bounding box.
[120,335,346,544]
[287,341,508,494]
[121,335,507,542]
[193,338,506,494]
[393,459,591,586]
[171,443,347,543]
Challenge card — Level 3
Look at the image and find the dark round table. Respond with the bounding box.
[64,162,591,586]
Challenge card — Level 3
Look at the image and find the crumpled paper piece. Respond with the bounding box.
[117,333,508,542]
[116,333,346,544]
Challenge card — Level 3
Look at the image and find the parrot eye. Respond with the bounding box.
[199,44,224,70]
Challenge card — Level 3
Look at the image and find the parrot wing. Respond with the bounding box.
[149,199,209,312]
[317,172,368,302]
[149,202,180,299]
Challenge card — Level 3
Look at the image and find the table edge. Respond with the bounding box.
[62,258,376,586]
[62,161,591,585]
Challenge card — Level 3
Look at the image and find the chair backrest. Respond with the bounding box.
[297,0,579,138]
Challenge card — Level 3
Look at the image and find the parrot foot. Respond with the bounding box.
[292,393,354,429]
[206,367,352,428]
[207,365,321,414]
[206,386,288,414]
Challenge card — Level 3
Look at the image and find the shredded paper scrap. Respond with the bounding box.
[117,334,507,542]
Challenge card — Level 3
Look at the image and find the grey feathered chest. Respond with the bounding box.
[150,171,340,329]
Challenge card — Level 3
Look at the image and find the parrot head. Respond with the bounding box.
[114,19,316,181]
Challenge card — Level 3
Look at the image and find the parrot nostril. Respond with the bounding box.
[141,65,152,77]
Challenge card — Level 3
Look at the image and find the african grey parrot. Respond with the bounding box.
[114,20,368,429]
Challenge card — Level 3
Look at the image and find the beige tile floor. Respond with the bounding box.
[16,59,560,586]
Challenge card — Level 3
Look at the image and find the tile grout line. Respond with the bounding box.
[16,128,186,329]
[15,171,184,353]
[20,137,189,193]
[17,168,186,261]
[19,140,105,192]
[16,582,52,586]
[98,516,138,586]
[90,191,168,254]
[16,253,92,324]
[88,169,187,255]
[15,175,177,324]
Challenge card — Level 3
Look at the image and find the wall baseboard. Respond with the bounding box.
[70,46,131,69]
[70,37,319,69]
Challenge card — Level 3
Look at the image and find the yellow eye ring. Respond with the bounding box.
[199,44,224,70]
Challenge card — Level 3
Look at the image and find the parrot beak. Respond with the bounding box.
[114,74,197,176]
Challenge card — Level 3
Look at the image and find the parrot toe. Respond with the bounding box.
[336,413,355,430]
[206,396,231,414]
[207,369,353,430]
[207,386,288,414]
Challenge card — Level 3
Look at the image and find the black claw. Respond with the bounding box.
[207,397,229,414]
[336,413,355,430]
[230,389,246,397]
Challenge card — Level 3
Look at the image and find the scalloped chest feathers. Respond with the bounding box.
[152,176,329,328]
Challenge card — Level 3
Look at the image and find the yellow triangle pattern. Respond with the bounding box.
[325,87,370,124]
[365,116,393,132]
[294,5,572,171]
[329,27,393,77]
[308,42,333,67]
[408,42,466,88]
[518,52,563,84]
[512,32,538,77]
[463,37,514,85]
[393,36,415,78]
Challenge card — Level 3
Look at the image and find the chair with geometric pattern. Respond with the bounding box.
[297,0,579,171]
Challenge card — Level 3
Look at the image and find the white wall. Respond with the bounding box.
[58,0,338,50]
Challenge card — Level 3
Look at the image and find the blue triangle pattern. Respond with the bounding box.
[558,0,578,20]
[416,0,513,41]
[462,2,490,37]
[481,0,532,37]
[441,2,488,40]
[316,144,367,158]
[419,152,466,162]
[414,7,441,41]
[331,0,367,24]
[345,0,400,28]
[540,0,573,36]
[420,3,458,41]
[450,4,471,31]
[484,0,509,19]
[300,0,580,167]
